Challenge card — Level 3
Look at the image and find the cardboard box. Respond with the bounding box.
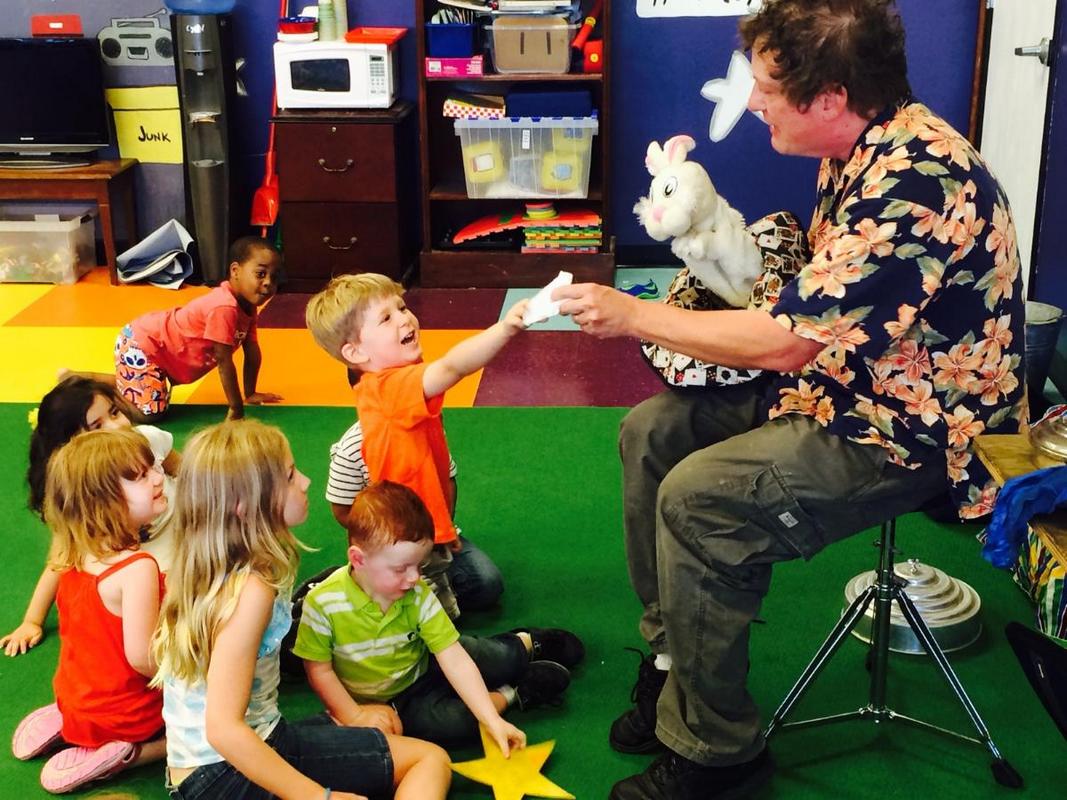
[487,16,576,74]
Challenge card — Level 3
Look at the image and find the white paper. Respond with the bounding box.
[523,270,573,326]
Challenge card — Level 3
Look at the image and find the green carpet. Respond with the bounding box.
[0,404,1060,798]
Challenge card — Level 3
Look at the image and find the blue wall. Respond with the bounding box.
[613,0,979,247]
[4,0,980,256]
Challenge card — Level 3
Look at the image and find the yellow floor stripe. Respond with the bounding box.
[0,284,54,326]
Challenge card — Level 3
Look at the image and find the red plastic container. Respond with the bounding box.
[278,16,316,35]
[344,27,407,46]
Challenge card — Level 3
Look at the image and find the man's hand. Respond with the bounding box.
[341,703,403,735]
[553,283,639,338]
[1,622,43,656]
[225,406,245,421]
[246,391,283,406]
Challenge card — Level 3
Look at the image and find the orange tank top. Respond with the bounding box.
[53,552,165,747]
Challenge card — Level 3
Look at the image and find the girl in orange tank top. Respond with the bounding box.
[11,428,169,794]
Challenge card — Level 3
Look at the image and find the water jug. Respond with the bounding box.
[163,0,236,14]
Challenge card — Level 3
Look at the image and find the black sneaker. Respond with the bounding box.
[609,650,668,753]
[609,747,774,800]
[513,627,585,669]
[515,660,571,710]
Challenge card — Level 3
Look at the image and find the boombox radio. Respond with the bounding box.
[97,17,173,67]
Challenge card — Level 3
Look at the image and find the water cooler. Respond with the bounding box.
[168,2,237,284]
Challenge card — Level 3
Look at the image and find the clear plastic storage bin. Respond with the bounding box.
[486,16,578,74]
[0,210,96,284]
[455,114,598,199]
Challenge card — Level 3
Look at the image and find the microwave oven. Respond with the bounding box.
[274,40,399,109]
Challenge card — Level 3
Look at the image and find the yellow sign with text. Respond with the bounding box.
[106,86,183,164]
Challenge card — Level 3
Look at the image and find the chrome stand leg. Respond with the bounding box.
[763,519,1023,788]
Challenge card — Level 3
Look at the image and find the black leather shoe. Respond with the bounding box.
[516,660,571,710]
[609,748,774,800]
[512,627,585,669]
[609,650,668,753]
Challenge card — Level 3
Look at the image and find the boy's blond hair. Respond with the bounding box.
[305,273,403,363]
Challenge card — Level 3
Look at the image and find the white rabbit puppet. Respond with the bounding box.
[634,134,764,308]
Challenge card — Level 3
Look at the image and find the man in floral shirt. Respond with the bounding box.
[554,2,1026,798]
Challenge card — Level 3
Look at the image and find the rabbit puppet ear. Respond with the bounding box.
[645,141,667,176]
[663,135,696,165]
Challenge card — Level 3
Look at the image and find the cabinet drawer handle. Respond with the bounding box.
[317,157,354,173]
[323,236,358,250]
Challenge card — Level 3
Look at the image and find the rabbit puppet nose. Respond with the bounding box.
[652,206,665,223]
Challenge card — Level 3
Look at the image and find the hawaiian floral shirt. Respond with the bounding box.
[768,100,1027,519]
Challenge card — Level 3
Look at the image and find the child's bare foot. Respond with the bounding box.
[55,368,72,383]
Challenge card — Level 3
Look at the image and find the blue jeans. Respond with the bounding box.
[167,716,393,800]
[390,633,527,746]
[448,535,504,611]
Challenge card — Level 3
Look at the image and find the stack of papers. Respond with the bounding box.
[443,91,505,119]
[523,216,601,254]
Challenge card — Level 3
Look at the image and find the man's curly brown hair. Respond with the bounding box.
[740,0,911,117]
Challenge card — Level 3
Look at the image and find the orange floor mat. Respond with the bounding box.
[184,328,484,408]
[6,268,210,328]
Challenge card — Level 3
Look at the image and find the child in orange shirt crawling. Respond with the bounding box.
[305,274,528,614]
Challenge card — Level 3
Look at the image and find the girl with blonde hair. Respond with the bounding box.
[154,419,450,800]
[12,428,168,793]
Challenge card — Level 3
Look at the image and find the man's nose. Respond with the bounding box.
[747,88,762,113]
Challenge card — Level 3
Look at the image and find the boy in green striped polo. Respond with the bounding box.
[293,481,584,753]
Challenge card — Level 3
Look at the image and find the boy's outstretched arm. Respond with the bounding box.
[422,299,529,399]
[304,659,402,735]
[435,641,526,757]
[242,339,283,407]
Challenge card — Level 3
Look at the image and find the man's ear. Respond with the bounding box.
[340,339,368,367]
[815,85,849,119]
[347,544,366,569]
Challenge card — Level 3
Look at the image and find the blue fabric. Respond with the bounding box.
[983,466,1067,568]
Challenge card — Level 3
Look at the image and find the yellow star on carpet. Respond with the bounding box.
[450,725,575,800]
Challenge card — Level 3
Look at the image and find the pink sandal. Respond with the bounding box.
[40,740,139,794]
[11,703,64,761]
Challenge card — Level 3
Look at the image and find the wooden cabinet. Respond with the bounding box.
[274,104,417,292]
[415,0,614,288]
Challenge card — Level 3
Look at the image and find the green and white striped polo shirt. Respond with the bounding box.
[292,566,460,701]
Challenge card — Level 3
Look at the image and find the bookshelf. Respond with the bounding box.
[415,0,614,287]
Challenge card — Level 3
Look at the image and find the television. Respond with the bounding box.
[0,38,111,168]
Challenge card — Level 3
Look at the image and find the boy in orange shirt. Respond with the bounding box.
[305,274,528,614]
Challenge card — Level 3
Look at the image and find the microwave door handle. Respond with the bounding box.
[317,157,354,173]
[323,236,358,250]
